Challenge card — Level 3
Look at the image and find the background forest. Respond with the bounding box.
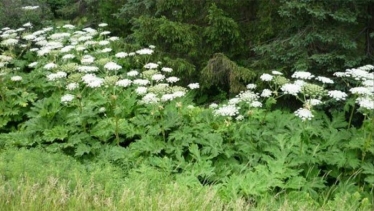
[0,0,374,210]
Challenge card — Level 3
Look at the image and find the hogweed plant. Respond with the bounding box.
[0,22,199,154]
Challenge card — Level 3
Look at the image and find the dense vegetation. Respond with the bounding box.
[0,0,373,210]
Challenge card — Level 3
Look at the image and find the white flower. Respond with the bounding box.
[260,89,272,97]
[141,93,159,104]
[82,74,104,88]
[136,48,154,55]
[47,71,67,81]
[23,34,36,40]
[213,105,239,117]
[188,83,199,89]
[209,103,218,109]
[133,79,150,86]
[109,36,119,41]
[172,91,186,98]
[281,83,302,96]
[144,63,159,69]
[161,94,175,102]
[21,6,39,10]
[350,87,372,95]
[1,38,18,46]
[328,90,347,101]
[77,66,99,73]
[294,80,306,86]
[98,23,108,27]
[260,73,273,81]
[127,70,139,77]
[99,107,106,113]
[100,48,112,53]
[152,74,165,82]
[294,108,314,121]
[228,98,240,105]
[66,82,79,90]
[62,54,75,60]
[316,76,334,84]
[104,62,122,71]
[116,79,132,87]
[238,90,259,102]
[250,101,262,108]
[44,62,57,70]
[28,62,38,68]
[61,46,75,53]
[246,84,257,89]
[362,80,374,88]
[135,86,147,95]
[292,71,314,80]
[115,52,128,58]
[81,55,95,64]
[345,68,370,81]
[100,31,111,36]
[166,76,179,83]
[333,72,347,77]
[63,24,75,29]
[236,115,244,121]
[149,45,156,49]
[271,70,283,75]
[23,22,33,27]
[356,97,374,110]
[99,40,110,45]
[306,99,323,106]
[61,94,74,103]
[161,67,173,73]
[11,76,22,81]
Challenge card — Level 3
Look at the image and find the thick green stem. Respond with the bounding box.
[347,104,355,129]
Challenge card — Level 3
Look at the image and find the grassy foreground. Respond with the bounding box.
[0,148,371,211]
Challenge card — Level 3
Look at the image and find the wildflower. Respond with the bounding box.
[44,62,57,70]
[23,22,33,28]
[161,67,173,73]
[115,52,128,58]
[104,62,121,71]
[66,82,79,90]
[149,45,156,49]
[350,87,372,95]
[100,48,112,53]
[62,54,75,60]
[281,83,302,96]
[136,48,154,55]
[166,76,180,83]
[141,93,159,104]
[23,34,36,40]
[127,70,139,77]
[63,24,75,29]
[28,62,38,68]
[98,40,110,46]
[356,97,374,110]
[294,80,306,86]
[292,71,314,80]
[98,23,108,27]
[133,79,150,86]
[100,31,111,36]
[306,99,323,106]
[238,90,259,102]
[187,83,199,89]
[228,98,240,105]
[99,107,106,113]
[82,74,104,88]
[77,66,99,73]
[236,115,244,121]
[173,91,186,98]
[47,71,67,81]
[260,73,273,81]
[61,94,74,103]
[109,36,119,41]
[161,94,175,102]
[21,6,39,10]
[316,76,334,84]
[328,90,347,101]
[81,55,95,64]
[152,74,165,82]
[294,108,314,121]
[333,72,346,77]
[116,79,132,87]
[61,45,75,53]
[260,89,272,97]
[250,101,262,108]
[135,87,147,95]
[11,76,22,81]
[144,63,159,69]
[345,68,370,81]
[213,105,239,117]
[1,38,18,46]
[272,70,283,75]
[246,84,257,89]
[209,103,218,109]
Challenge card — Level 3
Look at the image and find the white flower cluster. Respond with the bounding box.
[294,108,314,121]
[292,71,314,80]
